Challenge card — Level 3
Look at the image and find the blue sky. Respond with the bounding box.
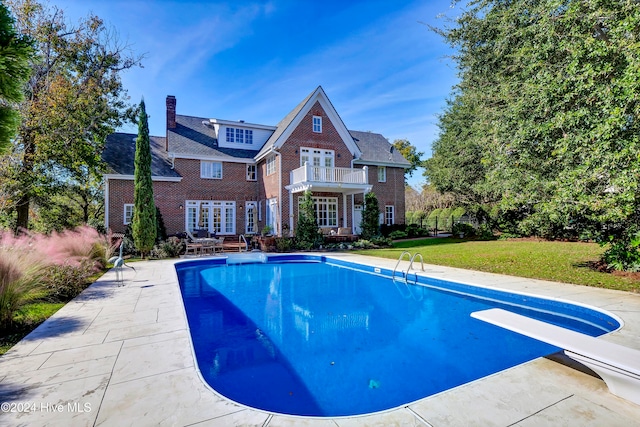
[53,0,461,188]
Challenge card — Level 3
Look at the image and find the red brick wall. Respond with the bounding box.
[353,165,406,224]
[107,158,260,236]
[108,100,406,237]
[108,179,183,234]
[276,101,356,232]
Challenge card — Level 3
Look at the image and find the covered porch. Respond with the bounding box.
[285,163,372,234]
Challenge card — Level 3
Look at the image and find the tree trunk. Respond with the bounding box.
[15,133,36,231]
[15,194,29,231]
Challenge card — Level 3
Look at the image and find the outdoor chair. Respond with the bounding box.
[185,230,203,256]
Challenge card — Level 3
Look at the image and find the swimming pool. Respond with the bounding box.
[176,255,620,417]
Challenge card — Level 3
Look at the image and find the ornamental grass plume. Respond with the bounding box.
[0,231,47,328]
[33,226,106,270]
[0,226,108,329]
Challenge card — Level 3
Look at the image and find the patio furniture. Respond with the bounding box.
[201,237,223,255]
[185,230,222,256]
[471,308,640,405]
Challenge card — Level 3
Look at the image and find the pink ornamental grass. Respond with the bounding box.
[0,227,108,328]
[0,231,49,327]
[28,226,105,269]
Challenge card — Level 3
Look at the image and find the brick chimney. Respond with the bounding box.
[166,95,176,129]
[166,95,176,151]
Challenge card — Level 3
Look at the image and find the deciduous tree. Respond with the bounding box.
[5,0,141,230]
[429,0,640,267]
[392,139,423,179]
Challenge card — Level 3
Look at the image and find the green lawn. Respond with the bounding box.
[356,238,640,293]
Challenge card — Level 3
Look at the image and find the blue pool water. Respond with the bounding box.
[176,255,619,417]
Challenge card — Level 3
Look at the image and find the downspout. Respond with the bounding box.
[104,176,109,231]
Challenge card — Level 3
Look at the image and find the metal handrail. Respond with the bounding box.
[393,252,426,300]
[408,253,424,273]
[393,251,412,281]
[239,234,248,252]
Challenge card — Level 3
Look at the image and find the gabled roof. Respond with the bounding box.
[168,115,257,160]
[350,130,412,168]
[103,133,181,178]
[255,86,362,160]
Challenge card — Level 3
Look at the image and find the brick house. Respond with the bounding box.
[103,86,410,238]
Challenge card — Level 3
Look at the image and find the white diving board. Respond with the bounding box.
[471,308,640,406]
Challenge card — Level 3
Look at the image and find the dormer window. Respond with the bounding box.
[225,127,253,144]
[313,116,322,133]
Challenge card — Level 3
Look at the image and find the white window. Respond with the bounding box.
[324,150,334,168]
[312,116,322,133]
[299,196,338,227]
[300,148,310,166]
[266,198,278,232]
[186,201,236,234]
[226,127,252,144]
[123,204,133,225]
[266,155,276,176]
[378,166,386,182]
[246,201,257,234]
[385,205,394,226]
[300,147,334,168]
[246,164,257,181]
[201,161,222,179]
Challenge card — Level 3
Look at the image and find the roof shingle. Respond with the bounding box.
[168,115,257,159]
[350,130,411,167]
[103,133,181,178]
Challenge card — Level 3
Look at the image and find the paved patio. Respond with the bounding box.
[1,253,639,426]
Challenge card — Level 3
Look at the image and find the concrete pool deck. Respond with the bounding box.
[1,253,640,426]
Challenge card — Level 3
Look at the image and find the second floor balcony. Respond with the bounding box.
[287,163,371,195]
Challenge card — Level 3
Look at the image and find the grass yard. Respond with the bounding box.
[356,238,640,293]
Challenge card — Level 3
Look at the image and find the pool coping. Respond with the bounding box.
[1,252,639,426]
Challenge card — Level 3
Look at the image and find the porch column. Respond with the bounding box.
[342,193,347,228]
[289,191,294,236]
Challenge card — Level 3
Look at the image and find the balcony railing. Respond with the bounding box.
[290,163,368,186]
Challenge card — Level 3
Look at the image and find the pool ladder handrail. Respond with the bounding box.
[239,234,248,252]
[408,253,424,275]
[393,251,412,281]
[392,252,425,300]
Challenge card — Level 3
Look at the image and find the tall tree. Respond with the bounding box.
[392,139,423,180]
[0,2,32,154]
[361,192,380,239]
[430,0,640,265]
[5,0,141,230]
[296,190,320,249]
[132,99,156,256]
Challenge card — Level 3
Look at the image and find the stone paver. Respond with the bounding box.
[0,253,639,426]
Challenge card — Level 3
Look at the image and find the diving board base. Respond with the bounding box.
[471,308,640,406]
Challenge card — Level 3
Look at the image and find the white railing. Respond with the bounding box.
[290,163,368,185]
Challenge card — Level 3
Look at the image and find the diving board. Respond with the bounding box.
[471,308,640,406]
